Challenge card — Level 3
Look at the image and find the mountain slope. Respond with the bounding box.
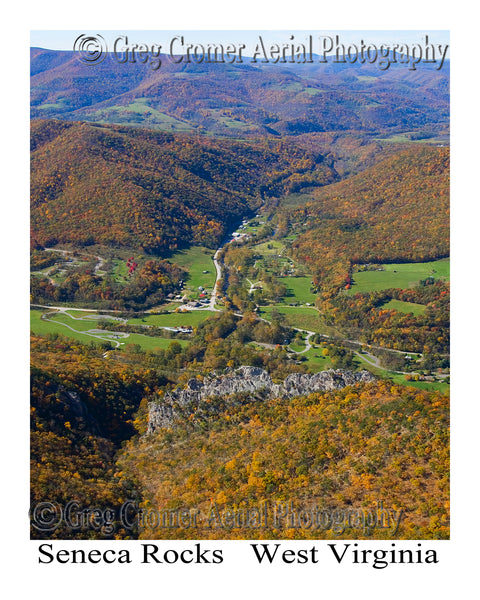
[118,379,449,540]
[289,145,449,294]
[30,119,336,252]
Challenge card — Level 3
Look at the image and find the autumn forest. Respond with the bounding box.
[30,45,450,541]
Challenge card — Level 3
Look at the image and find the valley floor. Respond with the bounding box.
[30,212,450,394]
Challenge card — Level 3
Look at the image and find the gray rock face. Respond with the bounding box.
[147,367,375,434]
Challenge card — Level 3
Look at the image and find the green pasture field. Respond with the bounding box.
[111,258,131,282]
[238,224,259,234]
[168,246,216,295]
[116,334,188,352]
[353,352,449,393]
[356,75,378,83]
[287,330,308,352]
[301,347,335,372]
[259,306,329,333]
[30,309,189,352]
[347,259,449,294]
[301,87,322,96]
[36,101,66,110]
[281,276,317,304]
[382,299,427,316]
[30,310,110,346]
[251,240,285,255]
[205,109,256,131]
[128,311,215,327]
[64,309,105,318]
[88,100,193,132]
[249,240,316,305]
[287,343,306,353]
[375,133,449,144]
[45,312,100,332]
[293,344,448,391]
[43,310,124,328]
[277,192,315,209]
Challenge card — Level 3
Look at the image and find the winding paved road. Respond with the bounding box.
[209,247,223,310]
[39,308,128,348]
[33,233,447,376]
[287,330,315,354]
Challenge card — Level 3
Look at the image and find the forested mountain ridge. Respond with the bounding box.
[30,119,336,252]
[289,145,449,296]
[30,332,449,540]
[119,378,449,540]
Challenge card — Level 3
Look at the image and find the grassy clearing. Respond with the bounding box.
[259,306,332,334]
[168,246,216,296]
[111,258,131,283]
[277,192,315,209]
[36,99,67,110]
[206,109,256,131]
[301,87,322,96]
[253,255,288,274]
[279,81,304,92]
[375,133,449,144]
[64,309,106,318]
[117,334,188,352]
[128,311,214,327]
[287,331,308,352]
[288,342,306,353]
[239,223,260,234]
[88,100,193,132]
[295,345,448,391]
[301,347,335,371]
[45,312,100,332]
[383,371,448,393]
[30,309,189,352]
[30,310,107,346]
[45,311,124,328]
[281,276,317,304]
[250,240,316,305]
[382,299,426,316]
[251,240,284,255]
[347,258,449,294]
[356,75,378,83]
[398,379,449,392]
[354,352,449,393]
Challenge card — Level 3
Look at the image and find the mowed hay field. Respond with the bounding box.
[346,258,449,294]
[259,306,331,334]
[167,246,216,293]
[281,276,317,304]
[127,311,215,328]
[382,299,426,316]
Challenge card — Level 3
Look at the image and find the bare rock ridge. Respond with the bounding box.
[147,366,375,433]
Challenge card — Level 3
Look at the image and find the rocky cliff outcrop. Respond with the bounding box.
[147,366,375,433]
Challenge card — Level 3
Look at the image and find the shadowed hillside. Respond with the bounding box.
[30,119,337,252]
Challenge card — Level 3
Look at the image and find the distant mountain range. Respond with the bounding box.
[31,47,449,138]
